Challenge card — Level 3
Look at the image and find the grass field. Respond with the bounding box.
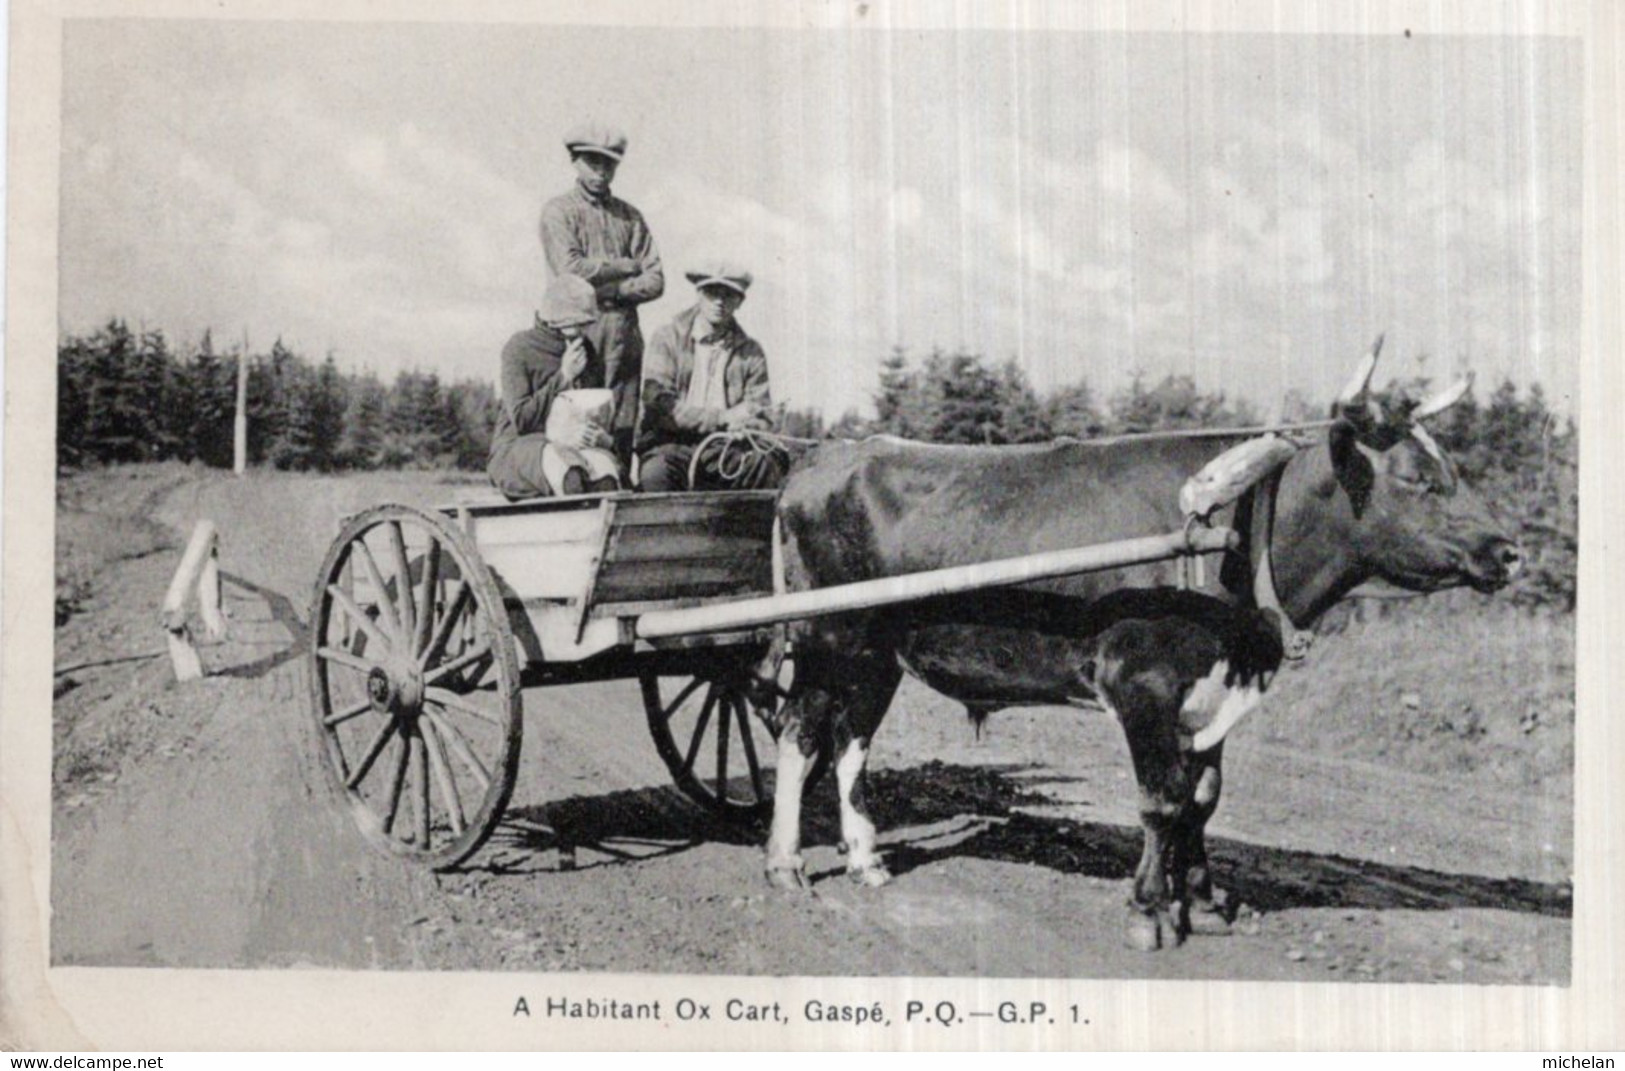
[1265,598,1574,790]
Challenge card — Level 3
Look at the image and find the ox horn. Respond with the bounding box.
[1413,373,1473,421]
[1410,421,1447,465]
[1336,333,1385,404]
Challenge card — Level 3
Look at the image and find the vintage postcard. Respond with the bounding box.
[3,0,1620,1052]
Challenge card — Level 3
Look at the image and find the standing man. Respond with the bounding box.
[487,274,621,498]
[636,261,776,491]
[540,121,664,468]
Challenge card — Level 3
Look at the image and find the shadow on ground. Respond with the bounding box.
[213,571,309,680]
[489,760,1571,919]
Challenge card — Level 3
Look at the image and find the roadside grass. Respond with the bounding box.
[1262,598,1574,789]
[54,462,193,625]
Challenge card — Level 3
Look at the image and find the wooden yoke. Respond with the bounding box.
[1175,434,1300,591]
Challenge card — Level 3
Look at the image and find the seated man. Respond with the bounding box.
[487,274,622,498]
[636,261,775,492]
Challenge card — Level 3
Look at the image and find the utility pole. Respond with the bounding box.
[234,329,249,476]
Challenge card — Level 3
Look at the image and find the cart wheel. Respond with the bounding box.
[639,667,828,822]
[309,504,522,870]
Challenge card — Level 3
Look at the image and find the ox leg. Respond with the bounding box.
[1179,744,1233,935]
[1099,629,1192,951]
[833,657,902,888]
[764,691,828,891]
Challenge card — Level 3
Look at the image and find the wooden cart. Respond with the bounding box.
[308,488,1237,870]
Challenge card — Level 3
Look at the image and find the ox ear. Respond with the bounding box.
[1329,420,1375,518]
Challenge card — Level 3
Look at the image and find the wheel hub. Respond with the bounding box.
[366,661,424,715]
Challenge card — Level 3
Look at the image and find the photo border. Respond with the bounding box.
[4,0,1619,1051]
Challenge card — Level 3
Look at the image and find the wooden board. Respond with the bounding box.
[438,489,778,615]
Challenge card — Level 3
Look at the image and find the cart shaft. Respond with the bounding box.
[634,526,1238,640]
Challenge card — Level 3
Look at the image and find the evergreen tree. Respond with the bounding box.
[188,332,237,468]
[86,319,149,462]
[378,370,450,468]
[873,347,915,436]
[307,354,349,471]
[56,334,93,468]
[993,359,1052,443]
[269,361,319,470]
[1046,380,1105,439]
[338,372,388,470]
[246,339,299,464]
[913,349,1004,443]
[445,379,498,470]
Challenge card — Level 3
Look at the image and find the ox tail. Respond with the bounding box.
[965,703,996,741]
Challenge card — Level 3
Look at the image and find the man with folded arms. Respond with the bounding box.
[539,121,664,469]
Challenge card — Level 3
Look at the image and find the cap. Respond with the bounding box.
[684,260,753,296]
[538,274,599,328]
[563,121,628,162]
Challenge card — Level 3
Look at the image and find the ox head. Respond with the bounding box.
[1279,336,1523,614]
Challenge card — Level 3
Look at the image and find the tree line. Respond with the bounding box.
[57,322,1574,609]
[57,320,498,472]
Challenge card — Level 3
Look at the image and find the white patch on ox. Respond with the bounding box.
[766,735,810,874]
[835,740,882,872]
[1181,659,1264,753]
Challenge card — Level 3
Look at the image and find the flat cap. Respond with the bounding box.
[538,274,599,327]
[684,260,753,295]
[563,121,628,162]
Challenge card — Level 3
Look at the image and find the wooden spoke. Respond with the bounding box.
[715,689,731,797]
[413,538,442,657]
[424,642,494,687]
[387,521,416,648]
[346,716,398,790]
[422,707,491,792]
[317,645,376,675]
[662,678,705,722]
[323,698,372,728]
[682,689,717,775]
[425,686,503,727]
[381,730,410,834]
[352,538,402,645]
[733,696,765,802]
[410,727,431,847]
[327,585,394,656]
[419,580,471,670]
[451,646,494,694]
[421,716,466,836]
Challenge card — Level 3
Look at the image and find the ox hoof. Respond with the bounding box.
[1187,891,1234,936]
[1124,907,1185,952]
[765,865,811,892]
[848,862,893,888]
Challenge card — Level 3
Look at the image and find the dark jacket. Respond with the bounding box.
[489,322,603,455]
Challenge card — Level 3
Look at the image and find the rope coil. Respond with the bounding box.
[687,430,799,490]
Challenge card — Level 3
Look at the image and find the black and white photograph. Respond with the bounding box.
[3,0,1619,1052]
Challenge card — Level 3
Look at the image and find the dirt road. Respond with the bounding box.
[49,467,1572,982]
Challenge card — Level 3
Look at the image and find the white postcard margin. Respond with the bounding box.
[3,0,1620,1052]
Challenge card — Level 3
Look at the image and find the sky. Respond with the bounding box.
[57,20,1582,418]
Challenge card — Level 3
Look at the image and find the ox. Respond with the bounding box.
[761,339,1522,950]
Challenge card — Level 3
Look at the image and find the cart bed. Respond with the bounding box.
[441,489,781,664]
